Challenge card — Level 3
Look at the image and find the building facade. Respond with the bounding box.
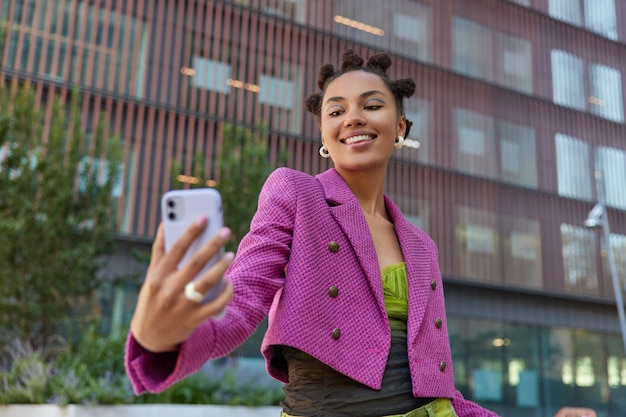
[2,0,626,415]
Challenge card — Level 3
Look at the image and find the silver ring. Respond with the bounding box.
[184,281,204,303]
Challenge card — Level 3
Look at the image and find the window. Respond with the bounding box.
[584,0,618,40]
[455,108,497,179]
[498,121,537,188]
[550,0,618,40]
[589,64,624,123]
[333,0,432,63]
[257,61,302,134]
[551,49,624,122]
[598,146,626,210]
[259,75,294,109]
[502,215,542,288]
[561,223,598,294]
[551,50,586,111]
[555,133,592,200]
[391,4,432,62]
[606,233,626,297]
[228,0,307,23]
[456,207,500,283]
[496,34,533,94]
[191,57,231,94]
[454,17,533,93]
[454,17,493,81]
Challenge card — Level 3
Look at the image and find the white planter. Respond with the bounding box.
[0,404,282,417]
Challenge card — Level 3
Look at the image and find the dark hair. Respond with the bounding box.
[304,50,415,138]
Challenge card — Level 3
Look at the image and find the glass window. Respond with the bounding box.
[551,50,586,111]
[505,324,541,408]
[507,0,530,5]
[455,108,497,178]
[555,133,592,200]
[391,3,432,62]
[453,17,493,82]
[333,1,432,63]
[498,121,537,188]
[257,61,302,134]
[561,223,598,294]
[502,215,542,288]
[229,0,307,23]
[191,57,231,94]
[496,33,533,94]
[589,64,624,123]
[468,321,505,403]
[584,0,618,40]
[259,75,294,109]
[549,0,583,26]
[550,0,618,40]
[541,327,576,414]
[606,233,626,299]
[598,146,626,210]
[456,207,500,283]
[606,334,626,411]
[333,1,388,50]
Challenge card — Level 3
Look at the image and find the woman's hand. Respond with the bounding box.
[130,216,234,353]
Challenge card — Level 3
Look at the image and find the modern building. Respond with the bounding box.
[1,0,626,415]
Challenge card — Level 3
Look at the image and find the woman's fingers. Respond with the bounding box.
[173,227,232,290]
[157,215,210,274]
[195,280,234,321]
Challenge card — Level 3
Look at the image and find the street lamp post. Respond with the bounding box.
[585,202,626,353]
[585,149,626,354]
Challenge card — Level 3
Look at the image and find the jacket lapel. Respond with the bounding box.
[386,197,432,335]
[316,169,386,308]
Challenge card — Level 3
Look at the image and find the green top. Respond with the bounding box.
[382,262,409,331]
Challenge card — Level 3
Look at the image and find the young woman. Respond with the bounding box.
[126,50,594,417]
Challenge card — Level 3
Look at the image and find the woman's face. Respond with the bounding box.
[320,70,406,174]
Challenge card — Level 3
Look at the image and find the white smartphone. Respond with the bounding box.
[161,188,225,305]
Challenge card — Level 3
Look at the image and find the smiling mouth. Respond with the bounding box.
[341,134,376,145]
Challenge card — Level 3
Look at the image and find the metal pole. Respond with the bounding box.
[601,212,626,354]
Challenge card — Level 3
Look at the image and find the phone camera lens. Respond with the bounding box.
[168,212,176,220]
[168,199,176,208]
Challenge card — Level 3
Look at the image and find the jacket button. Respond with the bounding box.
[328,241,339,253]
[430,280,437,290]
[435,318,443,329]
[332,328,341,340]
[328,286,339,298]
[439,361,447,372]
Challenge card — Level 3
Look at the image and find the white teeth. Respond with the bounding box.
[343,135,374,145]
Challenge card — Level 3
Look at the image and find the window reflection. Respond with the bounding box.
[456,207,500,283]
[555,133,592,200]
[598,146,626,210]
[560,223,598,294]
[454,17,533,94]
[550,0,618,41]
[589,64,624,123]
[333,0,432,63]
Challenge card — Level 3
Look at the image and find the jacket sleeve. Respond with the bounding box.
[125,168,297,394]
[451,389,502,417]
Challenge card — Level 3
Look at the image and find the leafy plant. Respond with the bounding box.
[0,84,122,350]
[0,323,284,406]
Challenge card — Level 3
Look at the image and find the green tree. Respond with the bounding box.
[171,123,286,252]
[0,85,122,351]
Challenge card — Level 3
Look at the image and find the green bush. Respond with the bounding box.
[0,323,284,406]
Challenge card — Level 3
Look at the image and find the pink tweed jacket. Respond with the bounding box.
[125,167,499,417]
